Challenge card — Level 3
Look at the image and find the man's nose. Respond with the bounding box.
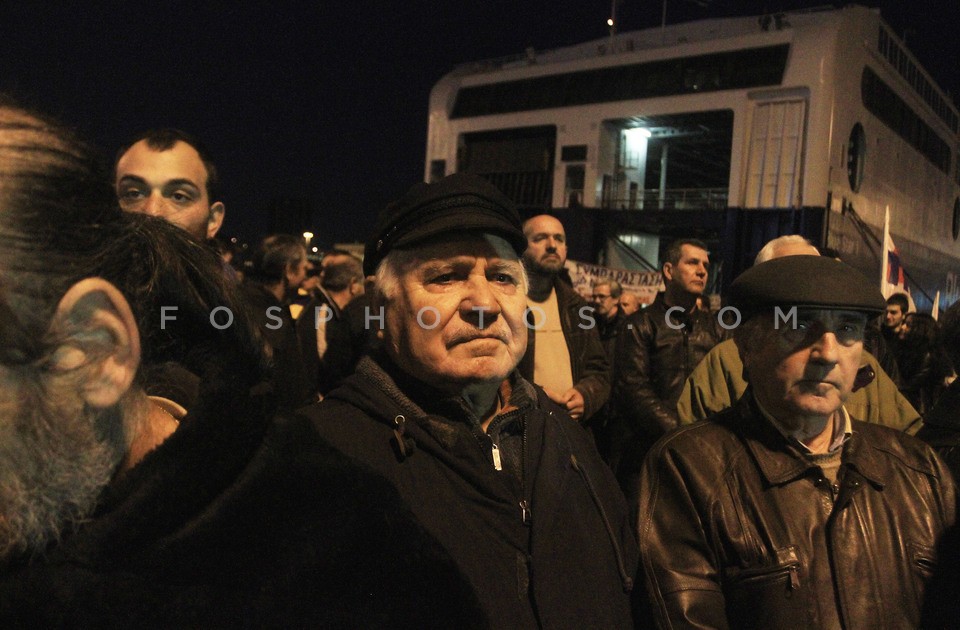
[461,277,501,327]
[809,331,840,364]
[142,192,165,216]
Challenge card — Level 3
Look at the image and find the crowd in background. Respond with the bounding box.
[1,100,959,627]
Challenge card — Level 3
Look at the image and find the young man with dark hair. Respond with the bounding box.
[114,127,225,239]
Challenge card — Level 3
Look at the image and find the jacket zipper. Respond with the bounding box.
[476,412,530,526]
[569,454,634,592]
[736,562,801,591]
[520,417,530,526]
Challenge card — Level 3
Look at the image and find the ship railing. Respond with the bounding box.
[600,187,728,210]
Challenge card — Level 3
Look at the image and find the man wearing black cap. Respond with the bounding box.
[300,173,637,628]
[637,255,956,628]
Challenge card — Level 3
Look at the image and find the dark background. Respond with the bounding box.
[3,0,957,248]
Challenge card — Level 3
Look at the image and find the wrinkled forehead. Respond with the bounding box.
[679,244,709,261]
[400,232,521,270]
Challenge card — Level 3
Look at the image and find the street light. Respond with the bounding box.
[303,231,314,248]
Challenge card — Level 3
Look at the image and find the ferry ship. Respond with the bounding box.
[424,5,960,309]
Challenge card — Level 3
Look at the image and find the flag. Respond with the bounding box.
[880,206,915,311]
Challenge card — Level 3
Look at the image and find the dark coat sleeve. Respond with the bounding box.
[614,312,680,438]
[571,321,612,422]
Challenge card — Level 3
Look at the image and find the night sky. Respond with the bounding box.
[3,0,957,249]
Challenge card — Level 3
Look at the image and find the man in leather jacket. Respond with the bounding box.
[613,238,725,504]
[638,255,956,629]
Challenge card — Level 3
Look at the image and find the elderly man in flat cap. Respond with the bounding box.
[637,255,956,629]
[301,173,637,628]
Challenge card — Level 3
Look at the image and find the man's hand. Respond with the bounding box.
[561,388,585,420]
[543,387,586,420]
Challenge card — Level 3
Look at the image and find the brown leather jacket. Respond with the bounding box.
[638,392,957,629]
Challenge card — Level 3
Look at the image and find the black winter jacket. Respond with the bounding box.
[614,293,725,442]
[518,277,611,422]
[0,379,483,627]
[305,354,638,629]
[917,379,960,482]
[639,392,957,629]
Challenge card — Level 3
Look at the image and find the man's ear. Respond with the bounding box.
[50,278,141,409]
[206,201,225,239]
[662,262,674,282]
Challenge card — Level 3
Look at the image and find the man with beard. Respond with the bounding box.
[0,102,482,626]
[638,256,956,628]
[301,175,637,628]
[518,214,610,423]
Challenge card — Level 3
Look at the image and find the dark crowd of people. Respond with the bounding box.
[0,99,958,628]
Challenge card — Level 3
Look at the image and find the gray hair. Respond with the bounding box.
[594,279,623,299]
[754,235,815,265]
[374,246,528,302]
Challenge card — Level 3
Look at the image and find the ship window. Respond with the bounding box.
[561,145,588,161]
[861,66,951,175]
[451,44,789,119]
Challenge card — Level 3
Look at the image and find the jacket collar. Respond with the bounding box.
[354,353,537,429]
[730,391,887,488]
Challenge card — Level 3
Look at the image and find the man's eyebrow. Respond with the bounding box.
[116,175,201,191]
[418,259,464,275]
[116,174,147,186]
[162,178,201,190]
[489,260,523,273]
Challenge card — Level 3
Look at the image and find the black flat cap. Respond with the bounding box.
[363,173,527,276]
[730,255,885,317]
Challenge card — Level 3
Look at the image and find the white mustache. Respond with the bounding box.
[447,330,511,346]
